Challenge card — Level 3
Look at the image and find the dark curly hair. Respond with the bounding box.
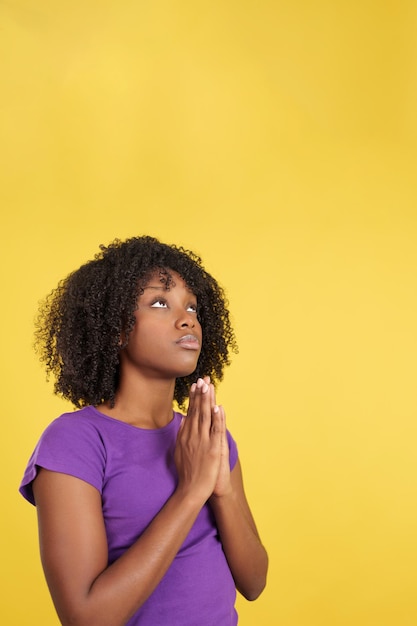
[35,236,238,409]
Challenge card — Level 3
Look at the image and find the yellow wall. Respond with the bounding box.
[1,1,417,624]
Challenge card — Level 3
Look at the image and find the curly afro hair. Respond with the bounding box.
[35,236,238,409]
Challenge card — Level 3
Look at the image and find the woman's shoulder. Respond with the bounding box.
[19,407,108,505]
[40,406,107,442]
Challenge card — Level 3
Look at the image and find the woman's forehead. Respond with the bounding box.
[142,269,195,294]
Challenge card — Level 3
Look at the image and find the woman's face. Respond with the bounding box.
[120,270,202,381]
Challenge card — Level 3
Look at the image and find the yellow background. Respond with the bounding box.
[1,1,417,624]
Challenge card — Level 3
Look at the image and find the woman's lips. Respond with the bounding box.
[176,334,200,350]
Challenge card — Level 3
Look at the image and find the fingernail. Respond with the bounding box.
[190,383,196,393]
[202,383,209,393]
[197,378,204,388]
[213,405,219,413]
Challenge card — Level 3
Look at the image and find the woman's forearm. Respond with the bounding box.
[209,463,268,600]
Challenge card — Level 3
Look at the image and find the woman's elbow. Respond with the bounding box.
[239,573,267,601]
[237,556,269,602]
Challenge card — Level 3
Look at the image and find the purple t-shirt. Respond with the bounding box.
[20,406,239,625]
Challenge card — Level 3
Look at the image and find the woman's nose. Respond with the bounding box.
[175,311,195,328]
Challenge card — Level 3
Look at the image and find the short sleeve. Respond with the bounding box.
[19,413,106,505]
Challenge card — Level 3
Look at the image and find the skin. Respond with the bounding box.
[32,272,268,626]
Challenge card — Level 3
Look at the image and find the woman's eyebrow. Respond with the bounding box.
[143,285,166,291]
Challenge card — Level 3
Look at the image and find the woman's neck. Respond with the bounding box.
[97,377,176,429]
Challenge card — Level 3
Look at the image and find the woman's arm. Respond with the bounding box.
[33,380,222,626]
[209,404,269,600]
[209,459,269,600]
[34,470,204,626]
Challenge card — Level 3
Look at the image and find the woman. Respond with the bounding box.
[20,236,268,625]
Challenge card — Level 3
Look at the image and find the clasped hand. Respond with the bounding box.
[174,377,231,504]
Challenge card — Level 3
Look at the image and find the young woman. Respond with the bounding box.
[20,236,268,626]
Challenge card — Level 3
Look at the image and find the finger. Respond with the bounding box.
[209,383,216,411]
[215,405,226,441]
[210,401,223,441]
[220,405,228,437]
[211,384,219,421]
[217,406,229,460]
[186,382,197,419]
[187,378,210,434]
[198,378,211,431]
[197,377,209,393]
[184,381,200,436]
[203,376,216,410]
[188,382,197,402]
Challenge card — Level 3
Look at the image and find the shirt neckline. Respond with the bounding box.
[85,405,181,434]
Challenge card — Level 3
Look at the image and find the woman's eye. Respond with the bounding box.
[187,304,197,312]
[151,300,167,308]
